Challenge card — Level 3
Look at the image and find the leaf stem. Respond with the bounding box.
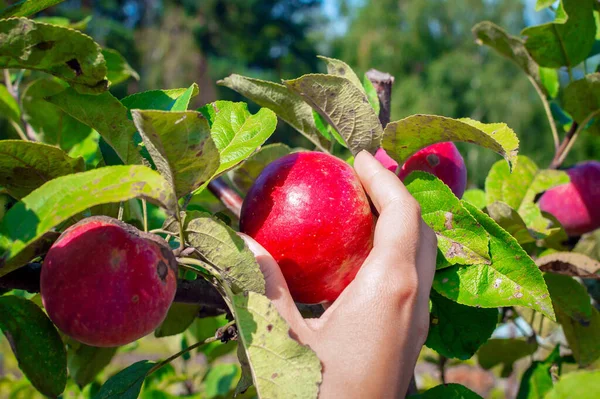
[149,228,174,236]
[9,120,28,141]
[117,202,124,221]
[550,110,599,169]
[528,76,559,151]
[147,320,236,375]
[142,199,148,232]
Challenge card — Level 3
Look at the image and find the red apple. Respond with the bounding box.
[239,151,375,304]
[397,142,467,198]
[41,216,177,347]
[374,148,399,173]
[538,160,600,236]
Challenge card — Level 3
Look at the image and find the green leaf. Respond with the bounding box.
[47,89,143,165]
[0,18,107,93]
[472,21,548,96]
[188,315,236,363]
[0,83,20,123]
[535,0,557,11]
[522,0,596,68]
[218,74,329,151]
[549,275,600,367]
[574,228,600,260]
[516,347,560,399]
[131,110,220,198]
[170,212,265,294]
[0,0,65,18]
[362,73,380,114]
[0,165,176,276]
[486,202,542,244]
[0,296,67,398]
[462,189,486,210]
[562,73,600,135]
[426,291,497,360]
[93,360,154,399]
[0,140,84,199]
[154,303,200,338]
[405,172,490,266]
[102,49,139,86]
[411,383,483,399]
[196,101,278,189]
[202,363,239,398]
[540,67,560,98]
[485,156,569,240]
[477,338,538,377]
[317,55,365,93]
[537,252,600,278]
[121,85,199,115]
[232,291,322,398]
[34,15,92,31]
[67,343,118,388]
[284,74,382,156]
[434,201,555,320]
[545,370,600,399]
[382,115,519,170]
[312,110,346,147]
[231,143,291,193]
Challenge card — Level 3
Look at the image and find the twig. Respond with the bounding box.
[366,69,394,127]
[142,199,148,233]
[439,355,447,384]
[528,76,560,151]
[550,111,599,169]
[207,177,243,219]
[4,69,36,141]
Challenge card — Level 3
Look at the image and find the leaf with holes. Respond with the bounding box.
[218,74,328,151]
[131,110,220,198]
[0,295,67,398]
[232,291,322,398]
[521,0,595,68]
[0,165,176,277]
[284,74,382,155]
[426,291,497,360]
[433,201,555,319]
[0,140,84,199]
[0,18,107,93]
[405,172,490,266]
[382,115,518,170]
[93,360,155,399]
[231,143,291,193]
[537,252,600,279]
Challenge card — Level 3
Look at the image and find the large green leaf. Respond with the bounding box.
[232,291,321,398]
[131,110,220,198]
[516,347,560,399]
[231,143,291,193]
[217,74,328,151]
[411,383,483,399]
[486,202,542,244]
[0,296,67,398]
[434,202,555,319]
[545,370,600,399]
[382,115,519,170]
[93,360,155,399]
[67,343,118,388]
[318,55,365,94]
[102,48,139,86]
[472,21,548,96]
[426,291,497,360]
[47,89,143,164]
[284,74,383,155]
[0,18,107,93]
[0,165,176,276]
[521,0,596,68]
[0,83,20,123]
[405,172,490,266]
[154,303,200,338]
[0,140,84,199]
[477,339,538,377]
[562,73,600,135]
[545,273,593,323]
[0,0,65,18]
[121,85,199,115]
[197,101,277,190]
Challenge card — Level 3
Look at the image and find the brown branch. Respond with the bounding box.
[366,69,395,127]
[207,177,243,219]
[549,122,577,169]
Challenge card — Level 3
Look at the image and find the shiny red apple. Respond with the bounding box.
[239,151,375,304]
[538,160,600,236]
[41,216,177,347]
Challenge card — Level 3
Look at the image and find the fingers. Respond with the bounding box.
[238,233,306,329]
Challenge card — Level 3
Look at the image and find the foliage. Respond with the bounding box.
[0,1,598,398]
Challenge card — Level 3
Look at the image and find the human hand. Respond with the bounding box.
[239,150,437,398]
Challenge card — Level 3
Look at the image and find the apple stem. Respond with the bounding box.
[366,69,395,127]
[550,110,600,169]
[208,177,243,219]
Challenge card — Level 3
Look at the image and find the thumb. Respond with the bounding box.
[238,233,305,329]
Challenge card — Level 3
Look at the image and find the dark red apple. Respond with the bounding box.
[41,216,177,347]
[239,151,375,304]
[538,160,600,236]
[397,142,467,198]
